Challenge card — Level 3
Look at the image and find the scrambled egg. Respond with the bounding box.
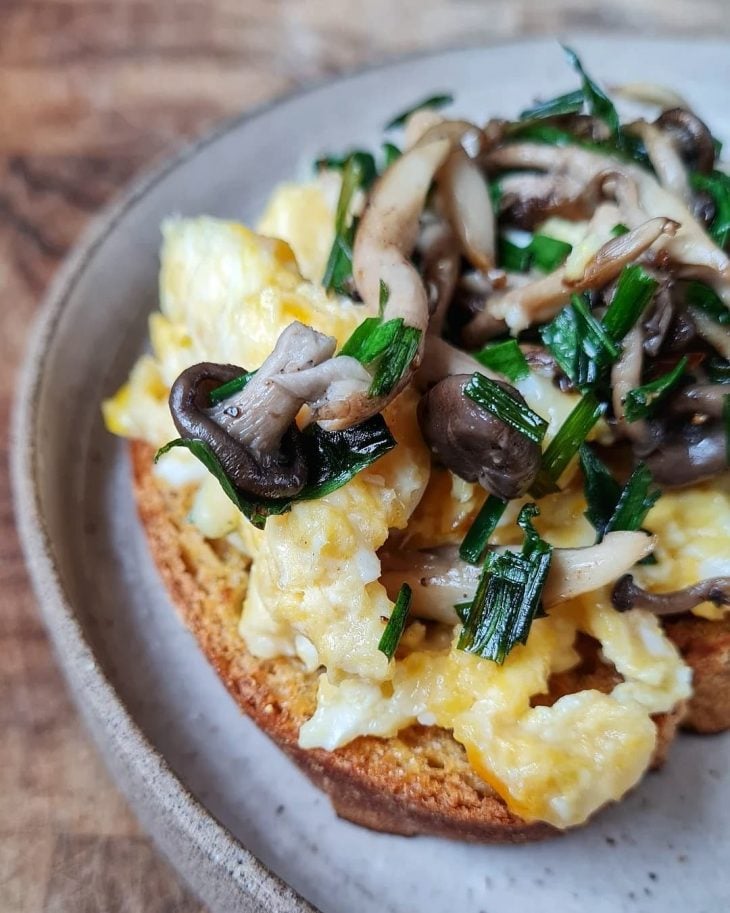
[104,176,730,829]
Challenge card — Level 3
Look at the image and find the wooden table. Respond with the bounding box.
[3,3,728,910]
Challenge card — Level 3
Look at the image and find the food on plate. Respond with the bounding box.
[104,48,730,839]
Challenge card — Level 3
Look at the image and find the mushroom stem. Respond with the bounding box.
[612,574,730,615]
[669,384,729,419]
[380,531,656,626]
[208,322,334,456]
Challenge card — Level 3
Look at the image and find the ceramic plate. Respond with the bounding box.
[13,37,730,913]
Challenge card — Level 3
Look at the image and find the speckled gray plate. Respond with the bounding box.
[13,37,730,913]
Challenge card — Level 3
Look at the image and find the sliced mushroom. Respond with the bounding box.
[380,531,656,626]
[439,146,496,270]
[646,421,728,487]
[669,383,729,419]
[417,217,461,336]
[612,574,730,615]
[169,360,308,500]
[417,374,541,500]
[464,215,674,338]
[642,281,674,357]
[654,107,716,174]
[416,335,492,391]
[626,120,691,202]
[498,170,603,229]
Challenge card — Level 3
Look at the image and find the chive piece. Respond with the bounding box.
[315,150,378,189]
[562,45,621,139]
[474,339,530,382]
[601,265,659,341]
[339,317,384,359]
[498,236,533,272]
[623,356,688,422]
[530,392,604,497]
[690,170,730,249]
[463,373,548,444]
[458,504,552,664]
[369,325,422,397]
[529,234,573,272]
[724,395,730,464]
[379,279,390,317]
[378,584,412,659]
[611,223,630,237]
[208,370,255,406]
[323,153,372,293]
[382,142,402,166]
[579,444,621,540]
[519,88,585,121]
[459,495,507,565]
[541,293,620,390]
[155,415,395,530]
[604,463,660,536]
[685,280,730,325]
[498,233,572,273]
[340,315,403,363]
[385,93,454,130]
[453,601,472,624]
[707,358,730,384]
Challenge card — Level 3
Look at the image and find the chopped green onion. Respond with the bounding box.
[474,339,530,382]
[385,93,454,130]
[611,223,630,237]
[601,265,659,341]
[519,88,585,121]
[685,280,730,325]
[379,279,390,317]
[315,150,378,189]
[530,234,574,272]
[531,392,605,497]
[707,357,730,384]
[378,583,412,659]
[368,325,422,397]
[382,142,402,166]
[690,170,730,249]
[155,415,395,530]
[458,504,552,664]
[562,45,621,139]
[208,370,255,406]
[459,495,507,565]
[463,373,548,445]
[541,293,619,390]
[498,233,572,273]
[724,395,730,464]
[604,463,660,536]
[323,153,373,293]
[623,356,688,422]
[580,445,660,541]
[579,444,621,540]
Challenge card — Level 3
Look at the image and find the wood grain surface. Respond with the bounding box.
[3,3,729,911]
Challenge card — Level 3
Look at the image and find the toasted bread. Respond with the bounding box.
[131,440,690,841]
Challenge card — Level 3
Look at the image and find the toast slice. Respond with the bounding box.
[131,440,692,841]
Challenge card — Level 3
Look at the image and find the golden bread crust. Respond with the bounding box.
[130,440,688,842]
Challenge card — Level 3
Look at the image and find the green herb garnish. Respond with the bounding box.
[519,88,585,121]
[498,233,573,273]
[463,372,548,444]
[611,223,630,237]
[459,495,508,565]
[601,265,658,341]
[690,170,730,249]
[385,93,454,130]
[382,142,402,166]
[623,356,688,422]
[378,583,413,659]
[339,312,422,398]
[580,445,660,540]
[685,280,730,325]
[315,150,378,189]
[474,339,530,382]
[322,153,372,294]
[458,504,552,664]
[208,370,256,406]
[530,392,605,497]
[155,415,395,530]
[562,45,621,140]
[541,293,619,390]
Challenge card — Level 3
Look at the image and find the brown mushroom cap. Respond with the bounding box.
[654,107,716,174]
[645,420,728,488]
[417,374,542,500]
[169,362,307,500]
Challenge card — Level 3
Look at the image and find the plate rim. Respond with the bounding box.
[11,34,730,913]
